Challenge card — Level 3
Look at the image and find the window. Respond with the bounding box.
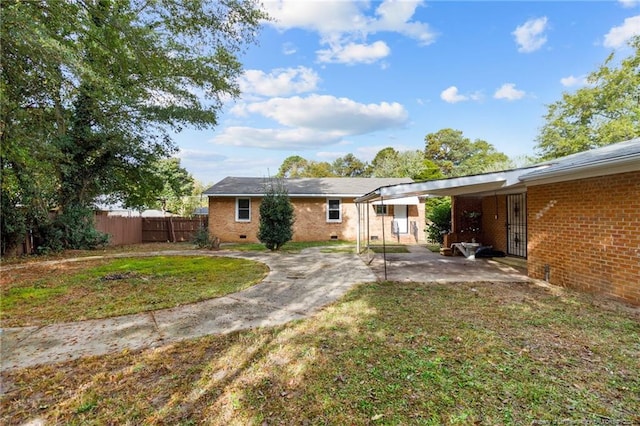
[327,198,342,222]
[236,198,251,221]
[374,205,388,216]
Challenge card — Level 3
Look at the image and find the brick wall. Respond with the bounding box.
[208,196,425,244]
[208,197,259,242]
[527,171,640,305]
[450,196,483,243]
[480,194,508,252]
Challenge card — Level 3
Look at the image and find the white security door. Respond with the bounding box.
[394,205,408,234]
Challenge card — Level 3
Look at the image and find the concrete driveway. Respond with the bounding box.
[0,246,528,372]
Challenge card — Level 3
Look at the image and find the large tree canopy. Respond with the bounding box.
[369,148,443,181]
[0,0,266,253]
[276,156,334,178]
[536,36,640,160]
[276,139,505,182]
[424,129,511,177]
[276,154,369,178]
[331,153,369,177]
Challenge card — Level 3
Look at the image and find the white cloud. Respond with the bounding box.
[178,149,227,162]
[512,17,549,53]
[264,0,363,34]
[469,91,484,101]
[618,0,639,8]
[603,15,640,48]
[265,0,434,42]
[493,83,526,101]
[560,74,588,87]
[212,95,409,149]
[245,95,408,135]
[264,0,435,64]
[317,40,391,64]
[369,0,435,45]
[440,86,468,103]
[282,42,297,55]
[238,66,320,97]
[211,127,343,149]
[440,86,483,103]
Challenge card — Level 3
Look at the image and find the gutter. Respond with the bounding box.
[519,154,640,184]
[355,166,549,203]
[204,193,373,197]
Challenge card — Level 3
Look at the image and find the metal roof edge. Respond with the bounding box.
[519,153,640,184]
[355,165,548,202]
[206,193,374,198]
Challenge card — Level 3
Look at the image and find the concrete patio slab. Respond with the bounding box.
[367,245,530,283]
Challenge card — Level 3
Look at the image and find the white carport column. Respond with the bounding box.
[356,202,361,253]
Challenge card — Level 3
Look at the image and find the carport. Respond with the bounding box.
[354,166,547,279]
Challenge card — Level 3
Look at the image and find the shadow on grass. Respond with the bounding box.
[2,281,639,425]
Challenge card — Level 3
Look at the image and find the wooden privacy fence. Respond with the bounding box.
[94,215,143,246]
[141,217,205,243]
[94,216,206,245]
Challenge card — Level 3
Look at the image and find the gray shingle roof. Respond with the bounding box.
[203,177,414,197]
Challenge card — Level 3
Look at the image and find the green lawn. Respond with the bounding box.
[2,279,638,425]
[1,255,268,327]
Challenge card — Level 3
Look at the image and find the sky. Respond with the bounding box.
[174,0,640,186]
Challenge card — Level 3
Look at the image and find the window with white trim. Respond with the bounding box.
[236,198,251,222]
[327,198,342,222]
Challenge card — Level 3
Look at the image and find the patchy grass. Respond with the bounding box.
[320,246,356,254]
[425,243,441,253]
[223,240,352,253]
[2,280,638,425]
[368,244,410,253]
[0,242,197,266]
[1,256,268,327]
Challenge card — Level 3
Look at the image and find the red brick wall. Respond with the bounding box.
[208,196,425,244]
[480,194,508,252]
[208,197,260,242]
[451,196,483,242]
[527,171,640,305]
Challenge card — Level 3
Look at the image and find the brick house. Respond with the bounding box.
[356,139,640,305]
[204,177,426,245]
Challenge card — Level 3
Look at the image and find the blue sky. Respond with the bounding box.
[175,0,640,186]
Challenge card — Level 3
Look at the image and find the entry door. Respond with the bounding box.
[394,205,408,234]
[507,193,527,257]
